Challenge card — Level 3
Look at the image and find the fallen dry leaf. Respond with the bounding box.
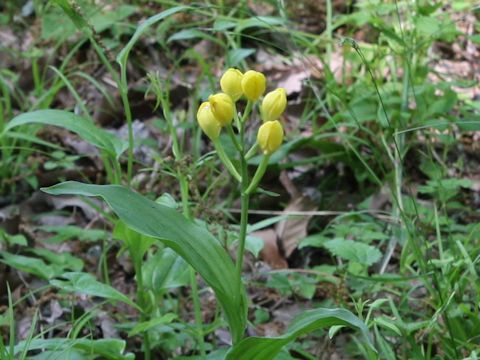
[275,171,317,258]
[275,195,317,258]
[257,229,288,269]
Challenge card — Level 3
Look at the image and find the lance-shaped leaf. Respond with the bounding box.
[225,308,376,359]
[3,110,127,159]
[50,272,141,311]
[42,181,248,343]
[116,6,190,72]
[14,338,133,360]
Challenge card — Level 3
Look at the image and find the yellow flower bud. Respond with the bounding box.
[197,102,221,140]
[241,70,266,101]
[208,93,234,126]
[261,88,287,122]
[220,68,243,101]
[257,120,284,155]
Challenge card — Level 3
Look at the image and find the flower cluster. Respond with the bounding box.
[196,68,286,155]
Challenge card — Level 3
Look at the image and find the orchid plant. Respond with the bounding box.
[41,68,375,358]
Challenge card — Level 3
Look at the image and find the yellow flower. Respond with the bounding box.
[261,88,287,122]
[257,120,284,155]
[208,93,234,126]
[220,68,243,101]
[197,102,221,140]
[241,70,266,101]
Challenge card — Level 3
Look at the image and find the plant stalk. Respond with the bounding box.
[244,142,259,160]
[227,124,242,152]
[213,140,242,182]
[235,185,249,295]
[245,154,270,195]
[189,267,206,357]
[234,120,249,314]
[179,164,206,358]
[133,252,151,360]
[119,68,134,185]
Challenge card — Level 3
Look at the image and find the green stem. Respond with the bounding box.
[227,124,242,152]
[32,58,42,97]
[179,174,206,357]
[0,88,4,193]
[433,202,444,265]
[100,236,110,286]
[244,142,259,161]
[233,102,241,130]
[326,0,333,66]
[133,253,151,360]
[235,187,249,297]
[119,68,134,185]
[234,120,249,330]
[89,35,120,84]
[161,92,181,160]
[189,267,206,357]
[245,154,270,195]
[179,175,191,219]
[101,153,114,184]
[213,140,242,182]
[112,157,123,185]
[241,101,253,123]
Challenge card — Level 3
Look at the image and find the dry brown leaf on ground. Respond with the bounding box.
[50,195,100,221]
[17,315,34,340]
[274,170,317,258]
[45,299,63,325]
[99,311,120,339]
[256,50,323,95]
[257,229,288,269]
[248,1,275,16]
[275,195,317,258]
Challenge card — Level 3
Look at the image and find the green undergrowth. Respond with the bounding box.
[0,0,479,359]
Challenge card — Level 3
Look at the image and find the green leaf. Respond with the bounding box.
[50,272,141,311]
[418,178,473,193]
[30,350,85,360]
[0,231,28,246]
[236,16,285,32]
[7,130,64,150]
[51,0,89,30]
[213,19,237,31]
[226,48,255,67]
[116,6,190,70]
[245,235,264,258]
[471,34,480,44]
[42,181,248,343]
[113,220,155,267]
[415,16,441,36]
[417,178,473,202]
[42,5,77,40]
[324,239,382,266]
[456,118,480,131]
[156,193,178,209]
[299,234,329,249]
[128,313,177,337]
[247,215,289,233]
[0,252,56,279]
[167,29,223,46]
[38,225,108,244]
[14,338,133,360]
[91,5,138,33]
[225,308,375,359]
[143,248,190,294]
[30,248,84,273]
[4,110,127,159]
